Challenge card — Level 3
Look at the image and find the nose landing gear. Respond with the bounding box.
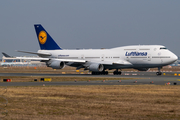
[156,67,162,76]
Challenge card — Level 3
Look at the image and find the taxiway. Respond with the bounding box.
[0,72,180,86]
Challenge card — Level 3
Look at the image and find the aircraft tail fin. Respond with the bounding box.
[34,24,62,50]
[2,52,11,57]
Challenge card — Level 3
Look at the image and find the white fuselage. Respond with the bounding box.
[38,45,177,70]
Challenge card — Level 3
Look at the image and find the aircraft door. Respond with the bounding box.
[81,55,84,60]
[158,52,163,63]
[126,56,129,61]
[101,54,104,61]
[148,54,151,61]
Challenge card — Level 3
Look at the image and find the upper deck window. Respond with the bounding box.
[160,47,167,50]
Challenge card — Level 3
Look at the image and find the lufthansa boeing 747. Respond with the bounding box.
[17,24,178,75]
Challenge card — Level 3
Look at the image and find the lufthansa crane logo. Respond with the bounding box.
[38,31,47,44]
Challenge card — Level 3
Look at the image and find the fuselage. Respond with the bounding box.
[38,45,177,70]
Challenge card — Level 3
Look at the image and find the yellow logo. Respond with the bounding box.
[38,31,47,44]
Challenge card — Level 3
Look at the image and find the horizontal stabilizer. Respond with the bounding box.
[17,50,51,57]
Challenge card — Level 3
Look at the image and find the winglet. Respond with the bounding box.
[34,24,62,50]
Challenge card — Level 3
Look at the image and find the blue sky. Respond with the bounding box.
[0,0,180,58]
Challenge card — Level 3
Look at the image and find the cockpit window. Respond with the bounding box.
[160,47,167,50]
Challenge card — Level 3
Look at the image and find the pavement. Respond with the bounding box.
[0,72,180,86]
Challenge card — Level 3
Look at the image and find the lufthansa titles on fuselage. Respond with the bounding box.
[58,54,69,57]
[125,52,147,56]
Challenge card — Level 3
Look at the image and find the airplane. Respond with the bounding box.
[1,52,14,66]
[1,52,30,66]
[17,24,178,75]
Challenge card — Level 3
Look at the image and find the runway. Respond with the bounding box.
[0,72,180,86]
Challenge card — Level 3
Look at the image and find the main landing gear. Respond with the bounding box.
[113,69,121,75]
[91,69,122,75]
[156,67,162,76]
[92,71,108,75]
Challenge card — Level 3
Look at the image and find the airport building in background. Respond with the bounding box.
[0,56,45,67]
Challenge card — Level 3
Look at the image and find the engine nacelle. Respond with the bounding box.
[89,64,104,72]
[50,60,65,69]
[135,68,149,71]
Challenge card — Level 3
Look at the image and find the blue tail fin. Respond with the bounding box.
[34,24,62,50]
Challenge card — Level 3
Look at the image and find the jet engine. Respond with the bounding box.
[89,64,104,72]
[135,68,149,71]
[49,60,65,69]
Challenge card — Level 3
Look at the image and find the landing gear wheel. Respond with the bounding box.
[113,71,117,75]
[156,72,162,76]
[92,71,108,75]
[101,71,108,75]
[156,67,162,76]
[113,71,121,75]
[92,72,100,75]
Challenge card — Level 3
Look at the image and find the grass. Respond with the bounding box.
[0,66,180,119]
[1,85,180,120]
[0,66,89,74]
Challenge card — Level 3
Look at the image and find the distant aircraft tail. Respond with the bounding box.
[2,52,11,57]
[34,24,62,50]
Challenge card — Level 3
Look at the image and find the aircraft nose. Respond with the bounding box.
[171,54,178,62]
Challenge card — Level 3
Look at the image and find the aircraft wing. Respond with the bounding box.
[17,50,86,63]
[16,57,131,65]
[113,59,132,65]
[89,60,132,66]
[16,57,49,61]
[52,59,86,63]
[16,57,86,63]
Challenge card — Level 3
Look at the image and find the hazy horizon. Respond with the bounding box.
[0,0,180,58]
